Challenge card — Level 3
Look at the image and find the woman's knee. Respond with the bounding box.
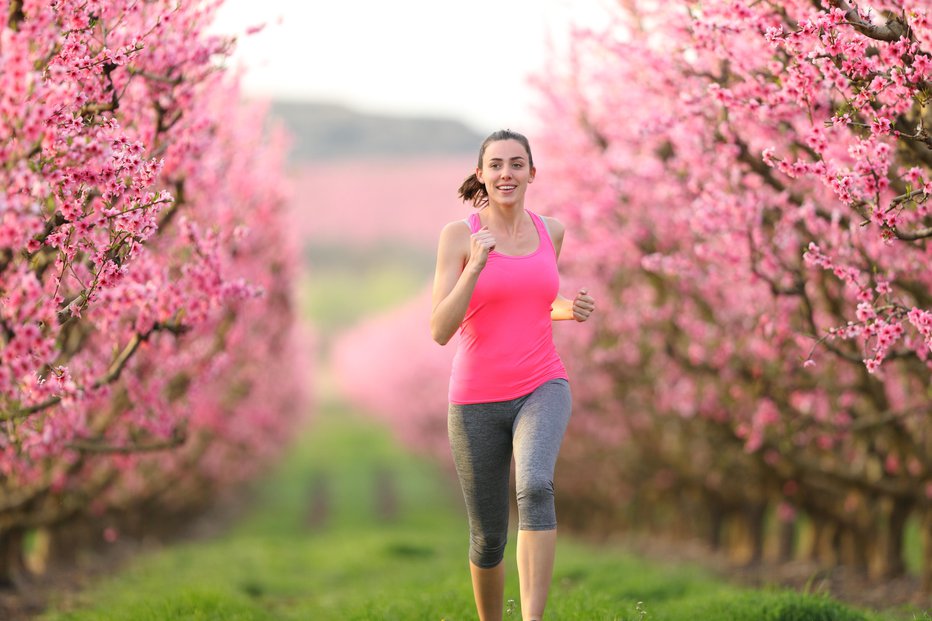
[469,531,508,568]
[516,477,556,529]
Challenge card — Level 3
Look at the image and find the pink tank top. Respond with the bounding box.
[449,210,568,404]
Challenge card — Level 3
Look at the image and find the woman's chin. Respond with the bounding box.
[491,193,525,207]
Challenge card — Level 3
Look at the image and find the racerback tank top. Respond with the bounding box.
[449,210,568,404]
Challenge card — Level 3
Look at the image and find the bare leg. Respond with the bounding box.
[470,560,505,621]
[516,528,557,620]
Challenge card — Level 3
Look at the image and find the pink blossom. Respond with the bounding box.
[885,454,901,475]
[0,0,304,544]
[777,501,797,523]
[519,0,932,566]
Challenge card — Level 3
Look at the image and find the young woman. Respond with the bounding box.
[430,129,595,621]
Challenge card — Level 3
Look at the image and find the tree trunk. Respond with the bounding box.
[778,515,796,563]
[806,515,823,562]
[808,514,836,566]
[706,501,726,552]
[745,502,766,566]
[48,519,94,567]
[849,526,871,576]
[836,520,871,576]
[883,497,911,579]
[830,520,843,566]
[0,528,28,589]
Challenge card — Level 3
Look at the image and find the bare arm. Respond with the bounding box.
[551,290,594,321]
[545,216,596,322]
[551,294,577,321]
[547,216,566,260]
[430,221,496,345]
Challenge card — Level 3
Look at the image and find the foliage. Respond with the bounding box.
[330,286,454,462]
[330,0,932,590]
[0,0,303,550]
[533,0,932,582]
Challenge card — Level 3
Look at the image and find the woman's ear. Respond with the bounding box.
[529,165,537,183]
[475,167,484,184]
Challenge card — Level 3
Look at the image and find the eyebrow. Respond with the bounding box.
[488,157,526,162]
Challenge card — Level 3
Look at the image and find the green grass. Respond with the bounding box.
[297,240,434,333]
[297,265,428,334]
[38,402,924,621]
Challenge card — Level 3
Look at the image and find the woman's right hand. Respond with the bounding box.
[467,226,496,272]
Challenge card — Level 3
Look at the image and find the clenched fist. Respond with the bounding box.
[572,288,595,322]
[468,226,497,272]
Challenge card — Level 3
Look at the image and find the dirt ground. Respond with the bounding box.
[0,541,138,620]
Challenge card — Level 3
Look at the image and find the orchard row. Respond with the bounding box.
[0,1,304,584]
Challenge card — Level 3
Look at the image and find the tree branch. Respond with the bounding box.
[78,61,121,118]
[827,0,909,42]
[894,114,932,153]
[7,0,24,31]
[66,428,186,454]
[890,225,932,241]
[775,440,917,499]
[746,227,807,297]
[799,276,867,365]
[849,198,932,241]
[157,179,185,230]
[851,403,929,430]
[1,319,188,422]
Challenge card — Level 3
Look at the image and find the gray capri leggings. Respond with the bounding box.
[447,378,572,568]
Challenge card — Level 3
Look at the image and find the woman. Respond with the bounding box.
[430,129,595,621]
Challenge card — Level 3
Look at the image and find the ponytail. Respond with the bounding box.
[457,173,488,208]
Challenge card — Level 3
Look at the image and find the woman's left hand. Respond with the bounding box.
[572,288,596,322]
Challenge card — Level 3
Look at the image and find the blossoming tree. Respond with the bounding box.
[0,0,302,585]
[533,0,931,585]
[331,287,454,464]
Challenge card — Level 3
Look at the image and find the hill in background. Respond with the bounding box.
[268,100,484,162]
[272,100,480,249]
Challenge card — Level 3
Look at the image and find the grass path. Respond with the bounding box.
[37,400,911,621]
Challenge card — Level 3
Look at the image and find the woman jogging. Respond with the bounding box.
[430,129,595,621]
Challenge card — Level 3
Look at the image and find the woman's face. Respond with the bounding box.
[477,139,536,206]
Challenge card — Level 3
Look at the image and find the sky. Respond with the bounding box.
[211,0,611,132]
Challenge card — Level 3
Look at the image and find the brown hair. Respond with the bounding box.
[457,129,534,208]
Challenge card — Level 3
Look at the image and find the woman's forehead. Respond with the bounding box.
[483,139,529,161]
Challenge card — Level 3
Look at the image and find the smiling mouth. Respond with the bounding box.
[497,185,516,191]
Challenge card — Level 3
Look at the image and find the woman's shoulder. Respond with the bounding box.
[436,217,473,251]
[440,215,474,237]
[536,214,566,239]
[536,213,564,227]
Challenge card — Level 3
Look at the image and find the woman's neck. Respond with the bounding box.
[483,202,526,234]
